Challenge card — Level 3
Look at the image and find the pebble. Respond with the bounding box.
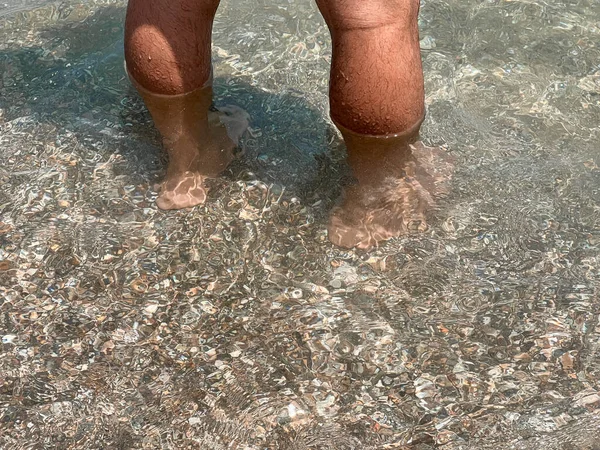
[420,35,436,50]
[329,279,342,289]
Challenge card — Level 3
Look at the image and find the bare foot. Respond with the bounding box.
[156,105,249,210]
[328,142,453,249]
[156,171,208,210]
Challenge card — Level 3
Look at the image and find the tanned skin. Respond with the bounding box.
[124,0,451,249]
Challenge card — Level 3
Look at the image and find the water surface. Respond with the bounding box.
[1,0,599,448]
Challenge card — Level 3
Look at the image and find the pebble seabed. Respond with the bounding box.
[1,0,600,448]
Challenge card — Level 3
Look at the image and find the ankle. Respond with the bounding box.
[335,118,425,184]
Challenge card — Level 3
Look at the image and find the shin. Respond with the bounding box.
[316,0,424,137]
[123,0,243,210]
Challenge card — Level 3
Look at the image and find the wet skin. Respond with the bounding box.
[124,0,451,248]
[127,74,249,210]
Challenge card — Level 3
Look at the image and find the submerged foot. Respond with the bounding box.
[156,105,249,210]
[156,171,208,210]
[328,142,453,250]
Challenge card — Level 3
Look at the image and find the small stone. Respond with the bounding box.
[420,35,436,50]
[200,300,218,314]
[333,263,360,285]
[362,285,378,294]
[239,208,259,221]
[315,394,337,416]
[414,377,437,399]
[289,288,303,299]
[2,334,17,344]
[131,279,147,293]
[329,279,342,289]
[144,303,158,314]
[573,389,600,408]
[101,340,115,353]
[366,256,386,272]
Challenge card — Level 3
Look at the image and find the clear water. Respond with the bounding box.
[1,0,599,448]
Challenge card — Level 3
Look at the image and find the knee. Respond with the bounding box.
[316,0,419,32]
[125,0,218,94]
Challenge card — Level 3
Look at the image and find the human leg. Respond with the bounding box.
[124,0,247,209]
[317,0,451,249]
[316,0,424,136]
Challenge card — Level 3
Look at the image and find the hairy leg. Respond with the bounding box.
[317,0,452,249]
[125,0,248,210]
[317,0,424,136]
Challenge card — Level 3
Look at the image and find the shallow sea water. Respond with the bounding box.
[1,0,600,448]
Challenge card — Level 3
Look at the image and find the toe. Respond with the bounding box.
[156,173,207,210]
